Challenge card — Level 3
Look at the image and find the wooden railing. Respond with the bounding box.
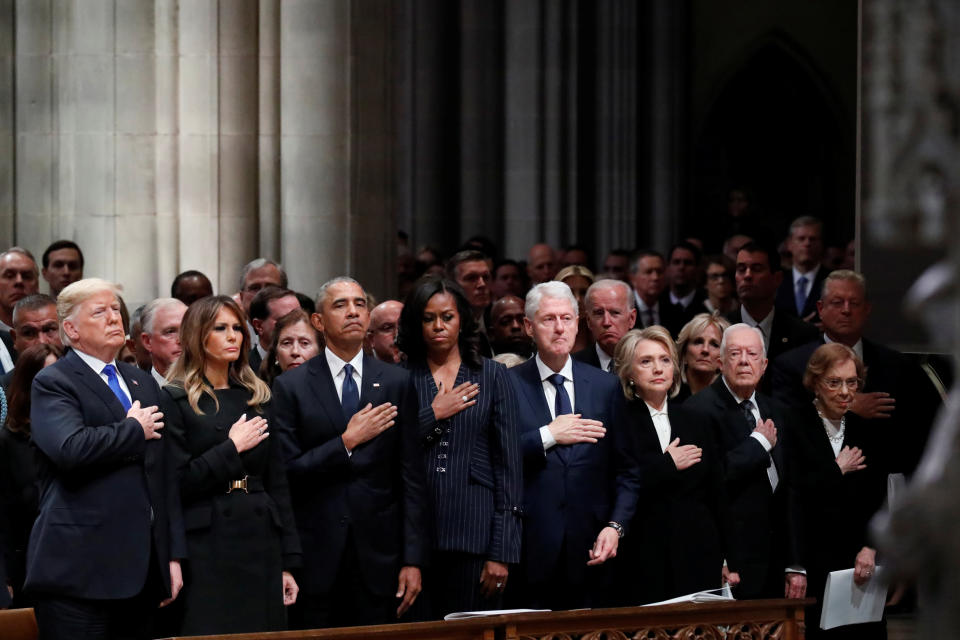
[159,598,813,640]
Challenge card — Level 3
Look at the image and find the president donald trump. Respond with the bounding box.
[26,279,185,639]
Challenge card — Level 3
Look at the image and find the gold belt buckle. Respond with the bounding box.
[227,475,249,494]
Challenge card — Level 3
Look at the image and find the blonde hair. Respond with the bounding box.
[613,326,681,400]
[555,264,595,284]
[165,295,270,415]
[57,278,123,347]
[676,312,730,383]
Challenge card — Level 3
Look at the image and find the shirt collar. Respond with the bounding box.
[823,333,864,360]
[645,399,668,417]
[325,346,364,378]
[792,263,821,283]
[535,353,573,383]
[670,289,697,308]
[721,375,758,407]
[595,343,613,371]
[74,348,118,376]
[634,290,657,313]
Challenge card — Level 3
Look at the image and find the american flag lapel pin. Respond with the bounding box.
[132,380,140,386]
[373,382,380,388]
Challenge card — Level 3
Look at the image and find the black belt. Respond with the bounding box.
[226,475,264,493]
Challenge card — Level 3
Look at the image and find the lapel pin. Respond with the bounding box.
[373,383,380,388]
[132,380,140,386]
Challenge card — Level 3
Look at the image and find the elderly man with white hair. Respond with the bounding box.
[25,278,185,640]
[685,323,804,602]
[140,297,188,387]
[507,281,639,611]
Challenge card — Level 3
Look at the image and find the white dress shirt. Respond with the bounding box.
[821,415,844,457]
[740,306,775,355]
[792,264,821,305]
[669,289,697,310]
[595,344,614,373]
[151,366,167,388]
[634,291,660,327]
[324,347,364,455]
[535,354,575,451]
[74,349,132,405]
[0,338,13,374]
[646,400,671,453]
[824,334,864,361]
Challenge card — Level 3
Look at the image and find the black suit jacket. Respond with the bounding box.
[684,377,799,599]
[633,294,687,338]
[0,329,15,374]
[614,400,727,604]
[409,358,523,563]
[775,266,828,320]
[572,344,614,373]
[270,353,427,597]
[25,349,186,600]
[248,347,263,377]
[509,357,640,587]
[770,335,940,475]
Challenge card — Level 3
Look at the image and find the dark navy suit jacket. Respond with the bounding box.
[270,353,427,597]
[509,356,639,586]
[410,358,523,563]
[25,348,185,600]
[775,266,828,321]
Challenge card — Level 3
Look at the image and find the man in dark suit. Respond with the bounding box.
[247,286,300,375]
[270,276,427,628]
[630,249,685,337]
[573,279,636,373]
[775,216,828,322]
[666,241,709,324]
[727,242,818,383]
[685,323,805,601]
[769,270,940,476]
[26,278,185,639]
[510,281,639,610]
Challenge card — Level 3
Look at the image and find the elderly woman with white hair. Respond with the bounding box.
[610,326,726,605]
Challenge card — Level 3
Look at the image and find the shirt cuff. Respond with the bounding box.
[342,438,353,458]
[540,426,556,451]
[750,431,772,452]
[785,566,807,575]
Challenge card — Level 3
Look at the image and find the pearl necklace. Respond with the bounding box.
[815,401,845,444]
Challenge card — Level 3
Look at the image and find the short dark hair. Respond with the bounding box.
[446,250,491,280]
[171,270,212,298]
[42,240,84,269]
[606,249,631,260]
[249,286,296,322]
[735,241,778,271]
[396,276,483,370]
[13,293,56,326]
[629,249,664,274]
[668,240,702,265]
[295,292,316,314]
[494,258,520,274]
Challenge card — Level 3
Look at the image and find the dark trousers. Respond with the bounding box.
[509,539,610,611]
[424,551,502,619]
[290,534,396,630]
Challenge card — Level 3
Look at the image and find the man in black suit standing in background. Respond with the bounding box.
[271,277,427,628]
[26,278,185,639]
[573,279,636,373]
[775,216,827,323]
[685,323,804,601]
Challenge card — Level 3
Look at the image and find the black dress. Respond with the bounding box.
[0,426,38,607]
[162,383,301,636]
[613,401,727,605]
[789,404,888,640]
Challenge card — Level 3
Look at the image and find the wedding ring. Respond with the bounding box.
[462,395,469,403]
[496,582,503,588]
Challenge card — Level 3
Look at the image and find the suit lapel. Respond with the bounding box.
[359,356,386,409]
[755,394,783,470]
[65,350,127,422]
[308,356,348,433]
[516,359,552,427]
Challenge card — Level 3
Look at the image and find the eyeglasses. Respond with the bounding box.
[822,377,860,391]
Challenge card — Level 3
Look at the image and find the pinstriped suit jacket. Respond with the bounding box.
[410,357,523,564]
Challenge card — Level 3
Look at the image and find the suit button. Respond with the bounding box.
[434,427,442,435]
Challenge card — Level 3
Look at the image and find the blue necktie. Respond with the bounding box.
[102,364,131,411]
[795,275,808,315]
[550,373,572,417]
[341,363,360,420]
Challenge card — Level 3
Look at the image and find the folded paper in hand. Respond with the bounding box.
[820,567,887,630]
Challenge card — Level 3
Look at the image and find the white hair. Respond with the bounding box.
[316,276,363,309]
[525,281,578,320]
[57,278,123,347]
[584,279,635,311]
[141,297,188,335]
[720,322,765,355]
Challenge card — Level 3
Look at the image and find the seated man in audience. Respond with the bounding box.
[769,270,941,476]
[139,298,187,387]
[0,248,40,374]
[238,258,287,349]
[248,286,300,374]
[666,241,708,323]
[170,270,213,306]
[527,243,559,285]
[491,259,526,299]
[488,295,534,359]
[448,250,494,356]
[775,216,827,323]
[560,244,590,269]
[630,249,684,337]
[270,277,426,628]
[40,240,84,298]
[365,299,403,363]
[573,279,636,373]
[509,281,639,610]
[1,294,61,387]
[685,324,804,600]
[727,242,818,367]
[601,249,632,283]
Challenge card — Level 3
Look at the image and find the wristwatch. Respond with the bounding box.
[607,521,625,538]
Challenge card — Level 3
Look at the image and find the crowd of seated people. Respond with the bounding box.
[0,224,941,640]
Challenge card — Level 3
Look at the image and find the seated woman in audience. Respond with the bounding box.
[702,254,738,315]
[555,265,595,354]
[675,313,729,402]
[259,308,322,386]
[791,343,887,639]
[163,296,300,635]
[396,277,522,617]
[0,343,62,608]
[612,326,725,604]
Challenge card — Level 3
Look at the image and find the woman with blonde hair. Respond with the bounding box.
[555,265,595,354]
[676,312,730,402]
[611,326,726,604]
[162,295,301,635]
